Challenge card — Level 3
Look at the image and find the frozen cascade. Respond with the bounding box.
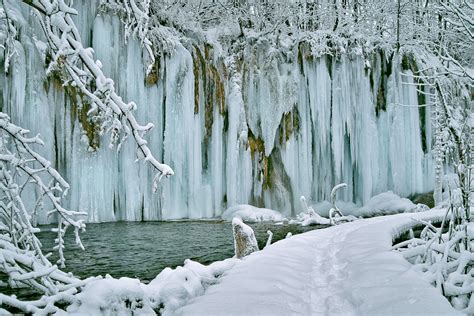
[0,4,434,222]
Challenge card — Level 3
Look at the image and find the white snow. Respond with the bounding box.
[221,191,421,225]
[222,205,284,222]
[353,191,428,217]
[176,209,459,315]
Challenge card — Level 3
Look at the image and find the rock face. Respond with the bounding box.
[232,218,259,259]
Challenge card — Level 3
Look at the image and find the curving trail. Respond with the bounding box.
[177,210,459,316]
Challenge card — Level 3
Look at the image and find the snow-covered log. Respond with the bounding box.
[296,196,330,226]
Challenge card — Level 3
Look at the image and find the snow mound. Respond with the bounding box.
[146,258,238,314]
[67,276,152,315]
[353,191,426,217]
[221,205,284,222]
[67,258,239,315]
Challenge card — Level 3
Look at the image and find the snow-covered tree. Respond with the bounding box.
[394,1,473,311]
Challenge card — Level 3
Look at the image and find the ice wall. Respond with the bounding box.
[0,4,434,222]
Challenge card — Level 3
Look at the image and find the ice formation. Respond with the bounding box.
[0,1,434,222]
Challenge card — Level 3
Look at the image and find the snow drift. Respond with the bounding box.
[222,205,284,222]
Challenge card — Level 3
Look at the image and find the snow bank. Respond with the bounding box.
[67,258,239,315]
[177,209,459,315]
[307,191,428,219]
[221,205,284,222]
[353,191,428,217]
[67,276,153,315]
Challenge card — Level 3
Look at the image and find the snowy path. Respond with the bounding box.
[177,210,460,315]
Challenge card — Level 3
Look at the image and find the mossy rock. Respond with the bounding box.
[247,128,265,157]
[145,58,161,86]
[44,58,100,151]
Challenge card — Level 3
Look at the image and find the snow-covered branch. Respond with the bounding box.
[23,0,174,186]
[0,112,95,312]
[0,1,17,73]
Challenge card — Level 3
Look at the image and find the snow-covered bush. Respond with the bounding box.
[328,183,358,225]
[293,190,429,227]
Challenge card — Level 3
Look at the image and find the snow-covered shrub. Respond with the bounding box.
[328,183,358,225]
[393,190,473,313]
[67,276,153,315]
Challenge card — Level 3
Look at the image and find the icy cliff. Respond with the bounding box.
[0,2,433,222]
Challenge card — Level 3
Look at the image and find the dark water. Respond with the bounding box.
[34,221,323,282]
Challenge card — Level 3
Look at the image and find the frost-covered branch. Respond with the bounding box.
[394,208,473,312]
[0,0,17,73]
[99,0,178,74]
[0,112,95,312]
[23,0,174,187]
[328,183,356,225]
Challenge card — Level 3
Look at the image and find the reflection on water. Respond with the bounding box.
[35,221,322,281]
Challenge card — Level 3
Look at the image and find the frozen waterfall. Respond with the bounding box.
[0,3,433,222]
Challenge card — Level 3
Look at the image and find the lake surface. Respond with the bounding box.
[36,221,324,282]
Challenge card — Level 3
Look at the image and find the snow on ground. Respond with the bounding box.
[177,209,460,315]
[221,204,284,222]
